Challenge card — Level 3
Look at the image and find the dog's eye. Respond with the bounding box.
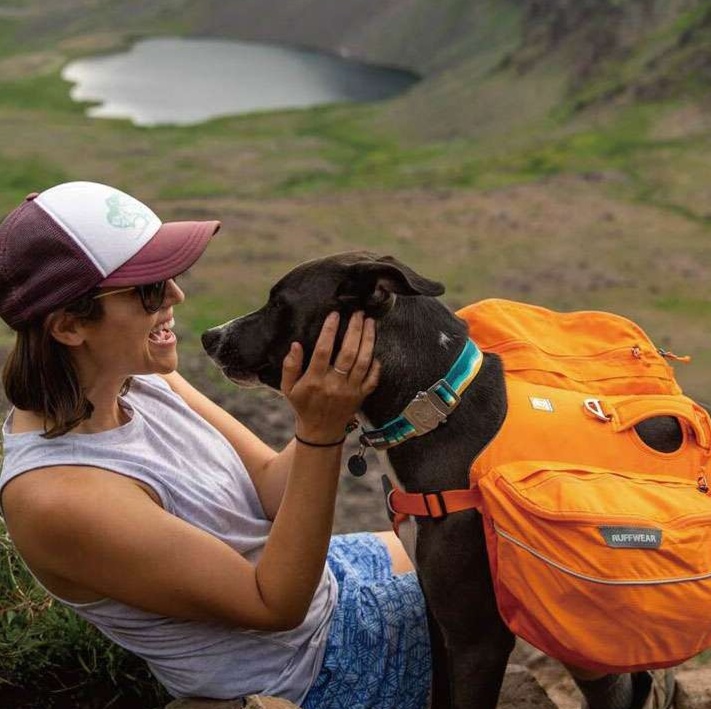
[269,296,289,314]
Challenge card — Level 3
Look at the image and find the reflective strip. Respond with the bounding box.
[494,524,711,586]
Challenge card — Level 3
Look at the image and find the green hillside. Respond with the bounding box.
[0,0,711,396]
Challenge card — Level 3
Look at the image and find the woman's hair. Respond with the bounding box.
[2,291,131,438]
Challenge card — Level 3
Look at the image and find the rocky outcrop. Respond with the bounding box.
[500,664,557,709]
[675,666,711,709]
[166,697,299,709]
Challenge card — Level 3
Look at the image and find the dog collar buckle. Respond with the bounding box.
[355,340,482,456]
[402,380,460,435]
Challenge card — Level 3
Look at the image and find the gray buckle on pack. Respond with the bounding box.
[402,380,461,435]
[584,398,611,422]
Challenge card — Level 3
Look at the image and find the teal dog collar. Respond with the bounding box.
[361,338,483,450]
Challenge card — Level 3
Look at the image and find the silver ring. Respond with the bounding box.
[333,366,349,376]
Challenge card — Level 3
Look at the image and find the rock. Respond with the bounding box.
[244,698,301,709]
[165,700,244,709]
[165,696,301,709]
[675,667,711,709]
[499,664,557,709]
[510,639,547,668]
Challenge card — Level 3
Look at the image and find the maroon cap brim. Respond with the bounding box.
[100,220,220,287]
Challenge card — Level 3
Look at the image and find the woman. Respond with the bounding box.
[0,182,431,708]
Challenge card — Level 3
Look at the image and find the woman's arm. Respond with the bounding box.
[2,455,341,631]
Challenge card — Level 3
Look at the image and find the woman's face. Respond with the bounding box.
[80,278,185,379]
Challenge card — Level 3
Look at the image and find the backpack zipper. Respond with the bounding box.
[494,468,711,528]
[494,339,645,360]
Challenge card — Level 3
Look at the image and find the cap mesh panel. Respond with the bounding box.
[0,201,102,329]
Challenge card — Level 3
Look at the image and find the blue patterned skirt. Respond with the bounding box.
[302,533,431,709]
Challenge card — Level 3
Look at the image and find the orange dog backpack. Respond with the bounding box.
[390,299,711,673]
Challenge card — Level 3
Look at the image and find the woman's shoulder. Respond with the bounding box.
[1,464,161,537]
[1,465,164,604]
[7,408,45,435]
[3,464,159,506]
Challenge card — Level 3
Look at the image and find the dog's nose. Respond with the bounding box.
[201,327,222,356]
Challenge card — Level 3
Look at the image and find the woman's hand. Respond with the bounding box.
[280,311,380,444]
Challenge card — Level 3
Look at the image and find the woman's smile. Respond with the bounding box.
[148,316,177,346]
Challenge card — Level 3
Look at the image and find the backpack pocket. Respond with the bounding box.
[478,460,711,673]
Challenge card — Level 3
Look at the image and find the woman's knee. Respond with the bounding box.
[373,531,415,575]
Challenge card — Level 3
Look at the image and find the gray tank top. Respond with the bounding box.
[0,374,337,702]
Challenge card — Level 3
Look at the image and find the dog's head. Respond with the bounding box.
[201,251,444,388]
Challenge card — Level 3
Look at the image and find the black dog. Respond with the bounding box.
[201,252,682,709]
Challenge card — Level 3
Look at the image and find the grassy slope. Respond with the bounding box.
[0,0,709,403]
[0,1,710,406]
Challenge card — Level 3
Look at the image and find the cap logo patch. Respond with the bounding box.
[106,192,152,238]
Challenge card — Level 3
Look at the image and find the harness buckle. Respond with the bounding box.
[381,475,396,522]
[423,491,448,519]
[584,398,611,422]
[402,379,461,435]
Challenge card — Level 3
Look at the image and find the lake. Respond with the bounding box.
[61,37,419,127]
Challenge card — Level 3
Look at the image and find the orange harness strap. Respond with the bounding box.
[385,480,483,536]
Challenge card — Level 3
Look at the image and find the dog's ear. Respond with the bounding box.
[338,256,444,315]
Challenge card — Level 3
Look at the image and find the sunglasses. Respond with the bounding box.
[92,280,169,314]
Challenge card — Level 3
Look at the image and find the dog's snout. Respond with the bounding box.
[201,327,222,356]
